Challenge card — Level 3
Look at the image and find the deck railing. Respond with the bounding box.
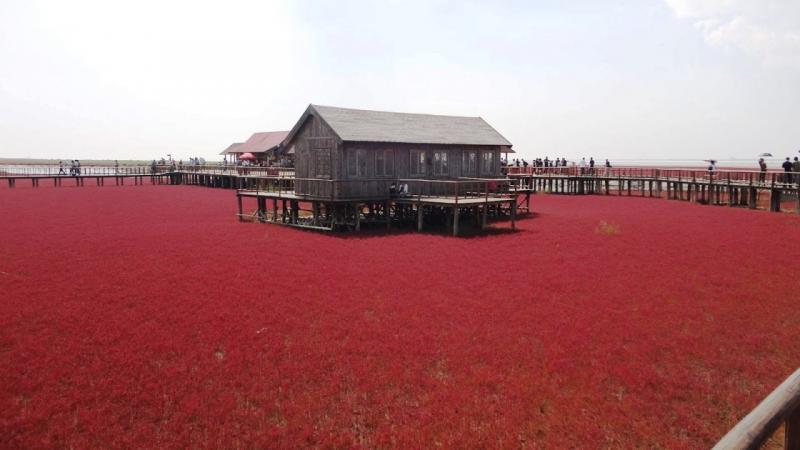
[239,177,512,202]
[713,368,800,449]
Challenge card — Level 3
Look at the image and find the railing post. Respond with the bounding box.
[786,407,800,449]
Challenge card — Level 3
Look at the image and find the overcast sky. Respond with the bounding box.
[1,0,798,162]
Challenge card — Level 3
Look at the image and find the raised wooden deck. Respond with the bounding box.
[235,189,519,236]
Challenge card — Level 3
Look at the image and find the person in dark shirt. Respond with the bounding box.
[782,157,793,183]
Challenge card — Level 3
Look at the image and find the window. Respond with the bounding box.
[410,150,426,176]
[376,149,394,176]
[315,148,330,177]
[462,151,477,176]
[347,148,367,177]
[433,151,449,176]
[482,151,495,175]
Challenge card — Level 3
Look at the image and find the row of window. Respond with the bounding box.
[339,149,495,177]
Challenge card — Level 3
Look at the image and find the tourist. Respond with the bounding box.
[579,157,586,174]
[58,161,66,176]
[758,158,767,183]
[604,159,612,176]
[782,157,793,183]
[75,160,81,175]
[707,160,716,176]
[589,157,595,174]
[114,160,119,174]
[793,157,800,184]
[69,160,77,176]
[150,160,157,175]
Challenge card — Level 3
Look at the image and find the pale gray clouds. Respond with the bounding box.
[664,0,800,69]
[1,1,798,162]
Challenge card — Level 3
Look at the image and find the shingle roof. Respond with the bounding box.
[220,142,244,155]
[311,105,512,146]
[239,131,290,153]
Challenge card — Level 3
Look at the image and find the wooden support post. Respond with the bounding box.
[510,199,517,230]
[237,194,243,222]
[453,206,460,236]
[355,203,361,231]
[727,179,733,207]
[417,202,423,231]
[385,200,391,229]
[786,407,800,450]
[770,189,781,212]
[273,198,278,221]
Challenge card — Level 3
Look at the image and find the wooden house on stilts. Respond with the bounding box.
[237,104,520,235]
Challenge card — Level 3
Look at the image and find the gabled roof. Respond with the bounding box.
[220,142,244,155]
[285,104,512,147]
[239,130,290,153]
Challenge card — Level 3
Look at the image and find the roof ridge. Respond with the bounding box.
[311,104,481,120]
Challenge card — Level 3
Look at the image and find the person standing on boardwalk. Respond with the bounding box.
[782,157,793,183]
[589,157,595,175]
[69,160,76,176]
[58,161,66,175]
[758,158,767,183]
[604,159,612,176]
[707,160,717,176]
[114,160,119,174]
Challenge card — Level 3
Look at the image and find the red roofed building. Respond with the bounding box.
[221,131,290,165]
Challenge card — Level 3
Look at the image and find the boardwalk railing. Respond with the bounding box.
[0,164,295,178]
[506,166,800,185]
[713,368,800,449]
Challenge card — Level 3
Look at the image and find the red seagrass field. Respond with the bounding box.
[1,185,799,448]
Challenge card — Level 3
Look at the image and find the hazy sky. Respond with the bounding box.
[1,0,798,161]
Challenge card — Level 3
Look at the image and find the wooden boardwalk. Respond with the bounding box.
[1,173,173,188]
[508,170,800,214]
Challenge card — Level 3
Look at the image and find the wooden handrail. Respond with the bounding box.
[713,368,800,450]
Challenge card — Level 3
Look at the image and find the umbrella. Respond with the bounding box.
[239,152,256,160]
[759,152,773,157]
